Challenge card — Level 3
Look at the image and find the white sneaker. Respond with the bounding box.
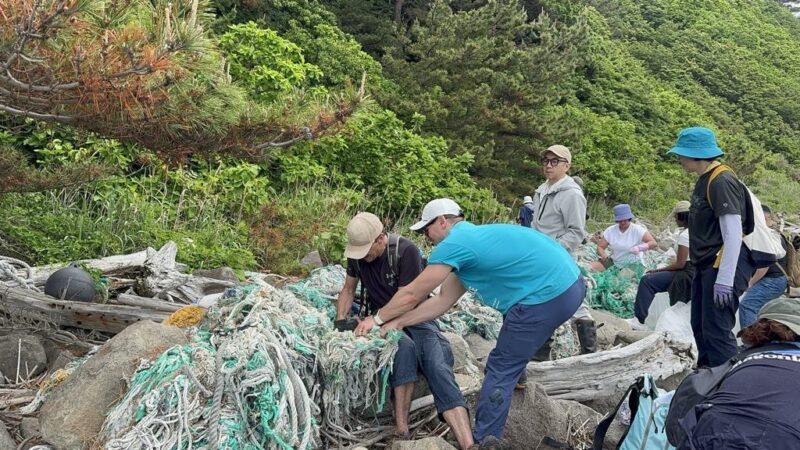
[626,318,647,331]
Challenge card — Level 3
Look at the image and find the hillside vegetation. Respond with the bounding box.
[2,0,799,274]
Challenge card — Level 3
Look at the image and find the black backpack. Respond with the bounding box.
[665,342,800,446]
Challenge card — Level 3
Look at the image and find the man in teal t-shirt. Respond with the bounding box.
[354,198,585,448]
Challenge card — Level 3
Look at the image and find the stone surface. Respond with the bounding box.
[19,418,39,440]
[0,334,47,381]
[614,330,653,345]
[0,420,14,450]
[443,332,479,376]
[39,321,187,450]
[463,333,494,372]
[192,266,239,283]
[592,309,630,349]
[392,436,457,450]
[300,250,324,268]
[503,382,602,450]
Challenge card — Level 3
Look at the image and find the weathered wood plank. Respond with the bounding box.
[527,332,694,403]
[0,285,170,334]
[21,249,151,286]
[112,293,184,312]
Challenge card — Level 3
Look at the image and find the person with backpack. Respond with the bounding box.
[667,127,755,368]
[335,212,474,449]
[675,297,800,449]
[354,198,585,449]
[738,204,790,328]
[517,195,535,227]
[627,200,694,330]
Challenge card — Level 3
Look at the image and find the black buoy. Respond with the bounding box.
[44,263,96,302]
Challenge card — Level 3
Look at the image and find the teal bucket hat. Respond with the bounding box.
[667,127,724,159]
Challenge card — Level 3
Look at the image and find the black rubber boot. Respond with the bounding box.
[531,337,553,362]
[575,319,597,354]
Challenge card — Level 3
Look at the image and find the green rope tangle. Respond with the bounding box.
[102,277,401,450]
[577,243,671,318]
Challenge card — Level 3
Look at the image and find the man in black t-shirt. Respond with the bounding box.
[335,212,474,449]
[668,127,755,367]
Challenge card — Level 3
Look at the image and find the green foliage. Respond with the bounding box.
[274,108,504,220]
[377,0,589,199]
[219,22,324,101]
[212,0,385,90]
[249,184,365,275]
[0,186,256,270]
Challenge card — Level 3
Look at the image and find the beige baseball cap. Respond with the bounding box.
[409,198,462,231]
[673,200,691,214]
[541,145,572,164]
[344,212,383,259]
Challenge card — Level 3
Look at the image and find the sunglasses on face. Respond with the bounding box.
[541,157,568,167]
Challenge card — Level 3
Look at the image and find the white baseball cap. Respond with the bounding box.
[409,198,463,231]
[344,212,383,259]
[523,195,533,203]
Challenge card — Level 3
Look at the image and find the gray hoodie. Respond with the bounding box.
[531,176,587,254]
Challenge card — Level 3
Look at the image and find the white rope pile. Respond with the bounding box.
[100,281,400,450]
[0,256,40,291]
[437,292,503,340]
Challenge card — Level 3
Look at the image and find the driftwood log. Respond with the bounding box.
[0,285,170,334]
[136,241,235,303]
[527,332,695,403]
[17,249,150,287]
[111,293,184,313]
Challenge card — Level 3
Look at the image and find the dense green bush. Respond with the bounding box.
[219,22,324,101]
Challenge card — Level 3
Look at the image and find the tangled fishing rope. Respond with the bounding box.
[0,256,40,291]
[293,265,504,340]
[100,279,401,450]
[577,243,672,318]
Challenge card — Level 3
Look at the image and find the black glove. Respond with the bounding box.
[333,318,358,332]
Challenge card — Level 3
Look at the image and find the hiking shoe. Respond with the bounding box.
[626,318,647,331]
[515,370,527,390]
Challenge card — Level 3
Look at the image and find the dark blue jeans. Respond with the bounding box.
[473,276,585,442]
[739,275,788,328]
[691,246,753,368]
[391,321,466,414]
[634,270,676,323]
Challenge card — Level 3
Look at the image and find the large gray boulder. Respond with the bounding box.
[0,420,14,450]
[39,321,187,450]
[192,266,238,283]
[443,332,479,376]
[463,333,494,372]
[592,309,630,348]
[503,382,602,450]
[0,334,47,380]
[392,436,457,450]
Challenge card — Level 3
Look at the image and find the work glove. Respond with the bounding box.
[333,318,358,332]
[713,283,734,309]
[630,243,650,254]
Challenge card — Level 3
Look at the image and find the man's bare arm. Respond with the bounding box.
[389,273,467,329]
[377,264,454,322]
[335,275,359,320]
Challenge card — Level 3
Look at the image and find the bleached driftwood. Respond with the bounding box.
[113,293,184,313]
[19,250,151,287]
[527,332,694,403]
[136,241,235,303]
[0,285,170,334]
